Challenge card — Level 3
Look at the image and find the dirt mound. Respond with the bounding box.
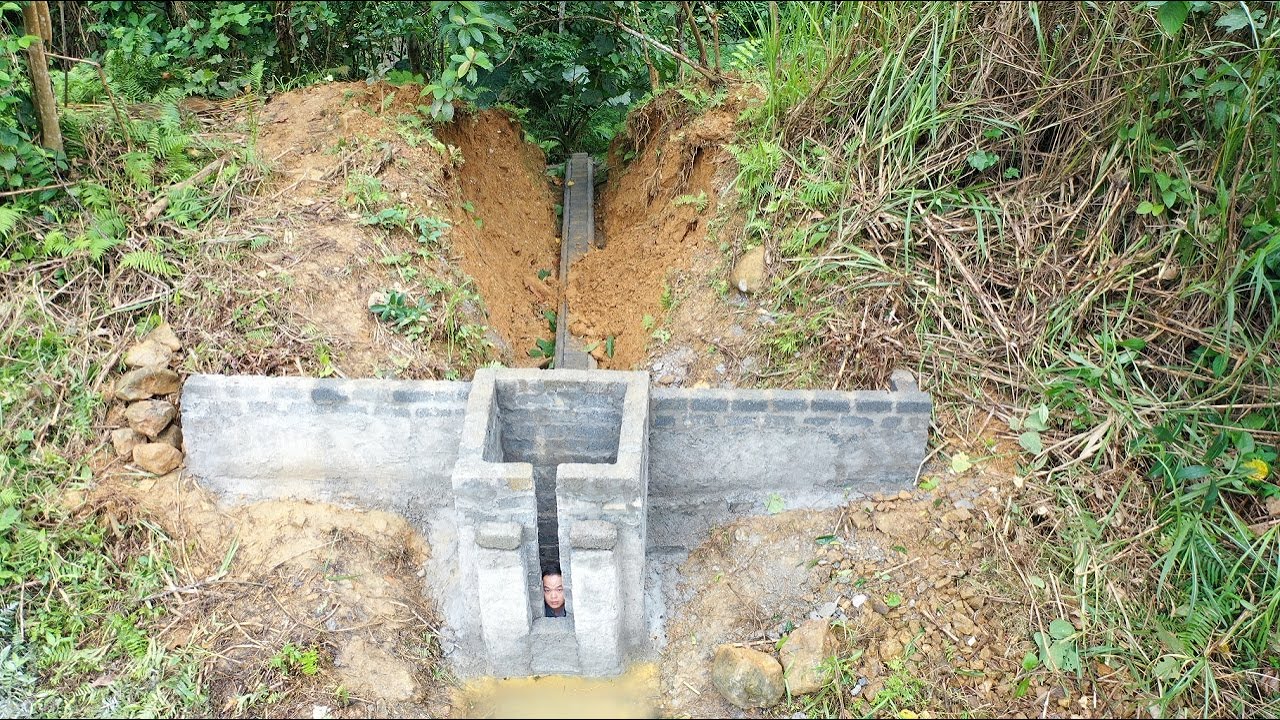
[661,458,1128,718]
[437,112,562,361]
[79,471,452,717]
[567,91,741,371]
[237,81,558,377]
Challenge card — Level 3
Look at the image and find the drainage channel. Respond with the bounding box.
[554,152,595,370]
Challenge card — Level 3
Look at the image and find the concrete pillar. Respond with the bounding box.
[475,522,531,676]
[568,520,623,675]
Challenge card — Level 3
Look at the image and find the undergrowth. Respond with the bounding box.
[733,1,1280,715]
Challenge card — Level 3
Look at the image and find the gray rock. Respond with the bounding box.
[711,644,784,709]
[123,339,173,369]
[115,367,181,401]
[649,346,697,386]
[111,427,145,457]
[124,400,176,438]
[816,601,839,619]
[133,443,183,474]
[780,619,836,696]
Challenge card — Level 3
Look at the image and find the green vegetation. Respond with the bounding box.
[732,1,1280,715]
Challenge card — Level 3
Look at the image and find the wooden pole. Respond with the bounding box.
[22,1,63,153]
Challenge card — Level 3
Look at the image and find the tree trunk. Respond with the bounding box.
[23,1,63,154]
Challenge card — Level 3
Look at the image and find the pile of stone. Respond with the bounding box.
[108,324,185,475]
[711,618,836,709]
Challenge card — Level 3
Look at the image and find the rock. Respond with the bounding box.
[710,645,784,709]
[115,367,181,401]
[111,427,145,457]
[878,637,904,661]
[133,443,183,474]
[780,620,836,696]
[156,423,183,450]
[729,246,766,294]
[144,323,182,352]
[650,346,697,386]
[123,339,173,369]
[815,601,838,619]
[124,400,176,438]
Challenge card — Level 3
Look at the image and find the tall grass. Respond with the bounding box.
[739,1,1280,714]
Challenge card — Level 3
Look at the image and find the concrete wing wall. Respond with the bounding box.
[181,375,469,514]
[646,385,931,549]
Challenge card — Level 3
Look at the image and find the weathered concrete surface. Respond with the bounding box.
[555,152,595,371]
[181,368,933,679]
[181,374,468,513]
[645,377,931,551]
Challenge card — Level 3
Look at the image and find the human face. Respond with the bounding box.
[542,573,564,610]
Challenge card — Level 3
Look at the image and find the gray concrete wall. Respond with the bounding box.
[646,380,931,551]
[181,374,468,515]
[180,369,932,679]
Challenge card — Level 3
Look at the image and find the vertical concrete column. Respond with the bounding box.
[555,370,650,669]
[451,369,539,675]
[567,521,622,674]
[474,522,532,676]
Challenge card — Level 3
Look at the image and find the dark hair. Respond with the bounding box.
[542,562,562,578]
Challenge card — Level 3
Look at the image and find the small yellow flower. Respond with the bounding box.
[1242,458,1270,481]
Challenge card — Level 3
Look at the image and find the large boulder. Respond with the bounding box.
[710,644,784,709]
[115,367,181,401]
[780,619,837,695]
[124,400,176,438]
[133,443,183,474]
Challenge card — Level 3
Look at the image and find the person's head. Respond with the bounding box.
[542,563,564,611]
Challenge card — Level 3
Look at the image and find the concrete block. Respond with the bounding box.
[570,520,618,550]
[530,617,581,675]
[477,522,522,550]
[569,547,622,675]
[476,545,532,676]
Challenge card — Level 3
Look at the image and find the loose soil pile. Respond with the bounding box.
[209,81,559,377]
[567,91,747,373]
[660,454,1132,718]
[79,470,451,718]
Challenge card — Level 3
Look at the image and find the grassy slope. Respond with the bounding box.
[733,1,1279,715]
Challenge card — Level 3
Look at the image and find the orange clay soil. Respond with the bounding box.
[566,97,739,370]
[250,81,558,374]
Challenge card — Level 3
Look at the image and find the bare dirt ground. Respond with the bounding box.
[180,81,560,380]
[569,91,757,381]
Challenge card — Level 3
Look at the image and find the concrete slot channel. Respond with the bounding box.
[180,151,934,678]
[554,152,596,371]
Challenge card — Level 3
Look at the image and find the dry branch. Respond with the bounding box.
[142,156,230,225]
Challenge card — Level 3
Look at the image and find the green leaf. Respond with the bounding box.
[966,149,999,171]
[1215,7,1252,31]
[1019,431,1043,455]
[1152,655,1181,680]
[1048,640,1080,672]
[1175,465,1209,480]
[0,506,19,532]
[765,493,785,514]
[1048,619,1075,640]
[1136,200,1154,215]
[950,452,974,474]
[1157,2,1190,35]
[884,592,903,608]
[604,335,615,358]
[814,534,839,545]
[1021,652,1040,671]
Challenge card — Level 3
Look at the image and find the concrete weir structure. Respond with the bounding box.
[182,367,931,677]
